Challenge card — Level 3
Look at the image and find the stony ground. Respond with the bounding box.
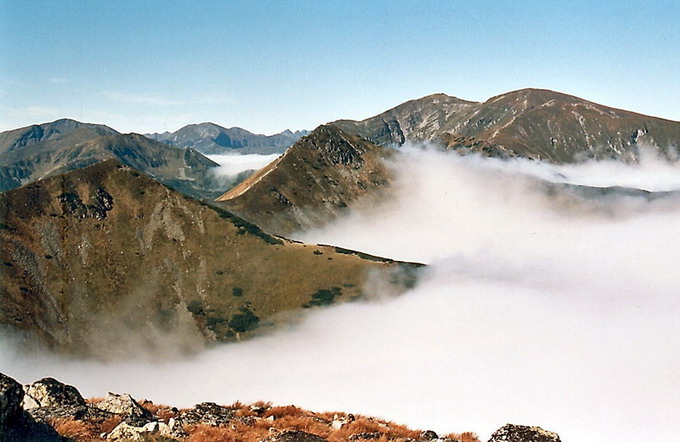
[1,372,561,441]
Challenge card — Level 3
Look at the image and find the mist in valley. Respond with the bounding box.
[207,153,281,178]
[2,145,680,441]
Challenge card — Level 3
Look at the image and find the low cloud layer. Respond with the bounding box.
[2,145,680,441]
[207,153,281,178]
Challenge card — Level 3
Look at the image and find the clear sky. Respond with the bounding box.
[1,0,678,134]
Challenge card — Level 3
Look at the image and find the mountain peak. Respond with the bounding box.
[335,89,680,163]
[215,124,393,235]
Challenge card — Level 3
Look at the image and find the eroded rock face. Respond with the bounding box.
[488,424,561,442]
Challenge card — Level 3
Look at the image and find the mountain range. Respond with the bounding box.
[146,123,308,155]
[0,119,226,199]
[334,88,680,163]
[2,88,680,357]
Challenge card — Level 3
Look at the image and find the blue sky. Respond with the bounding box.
[1,0,678,134]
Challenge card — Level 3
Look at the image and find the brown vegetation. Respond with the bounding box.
[184,402,479,442]
[49,397,479,442]
[49,417,101,440]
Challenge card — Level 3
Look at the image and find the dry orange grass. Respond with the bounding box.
[49,417,101,440]
[329,415,420,441]
[446,432,480,442]
[99,415,124,435]
[186,423,271,442]
[67,397,480,442]
[139,399,180,420]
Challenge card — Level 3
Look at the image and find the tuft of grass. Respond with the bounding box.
[49,417,99,440]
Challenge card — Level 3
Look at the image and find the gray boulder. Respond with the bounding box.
[488,424,561,442]
[180,401,235,426]
[24,377,86,409]
[94,392,153,426]
[262,430,328,442]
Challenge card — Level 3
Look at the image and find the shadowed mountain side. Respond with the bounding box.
[0,160,421,359]
[0,122,228,199]
[0,119,119,156]
[147,123,309,155]
[0,119,119,190]
[334,89,680,163]
[215,125,393,236]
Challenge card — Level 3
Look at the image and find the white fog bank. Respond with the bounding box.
[3,145,680,441]
[207,153,281,177]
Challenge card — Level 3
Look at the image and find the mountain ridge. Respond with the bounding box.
[333,88,680,163]
[0,159,420,358]
[0,120,228,200]
[215,124,394,236]
[146,122,309,155]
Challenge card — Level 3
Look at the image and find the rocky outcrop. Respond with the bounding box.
[488,424,561,442]
[4,374,566,442]
[24,377,86,410]
[263,430,328,442]
[0,373,24,437]
[0,372,493,442]
[94,392,153,426]
[179,401,236,427]
[0,373,62,441]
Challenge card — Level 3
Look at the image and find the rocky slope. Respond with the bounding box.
[215,125,393,236]
[147,123,309,155]
[0,160,420,358]
[334,88,680,163]
[1,372,561,441]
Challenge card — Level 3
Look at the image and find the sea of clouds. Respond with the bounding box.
[2,145,680,441]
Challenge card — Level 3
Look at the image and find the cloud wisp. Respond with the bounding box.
[2,145,680,441]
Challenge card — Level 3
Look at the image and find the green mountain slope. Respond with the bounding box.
[0,160,420,358]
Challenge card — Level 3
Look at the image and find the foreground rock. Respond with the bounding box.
[488,423,561,442]
[0,373,62,441]
[0,373,493,441]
